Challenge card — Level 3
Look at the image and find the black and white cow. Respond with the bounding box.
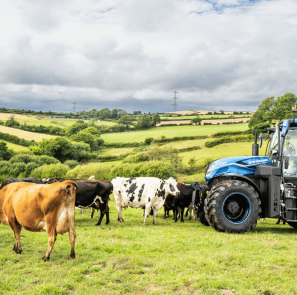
[112,177,180,225]
[0,177,44,190]
[44,178,113,226]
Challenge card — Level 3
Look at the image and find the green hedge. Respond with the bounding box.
[31,164,70,179]
[104,142,143,148]
[0,131,36,147]
[213,130,250,138]
[205,135,253,148]
[66,163,111,180]
[109,161,175,179]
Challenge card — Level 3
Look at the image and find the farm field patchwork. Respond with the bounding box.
[101,124,249,143]
[0,199,296,295]
[0,126,55,141]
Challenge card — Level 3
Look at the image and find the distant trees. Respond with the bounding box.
[249,93,297,130]
[0,141,15,160]
[191,116,202,125]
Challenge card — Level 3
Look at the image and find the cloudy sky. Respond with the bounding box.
[0,0,296,113]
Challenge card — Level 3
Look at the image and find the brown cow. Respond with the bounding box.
[0,180,78,261]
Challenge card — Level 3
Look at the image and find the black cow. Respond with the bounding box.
[43,178,113,226]
[173,182,200,222]
[0,177,44,190]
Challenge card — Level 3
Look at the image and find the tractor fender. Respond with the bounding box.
[207,175,266,218]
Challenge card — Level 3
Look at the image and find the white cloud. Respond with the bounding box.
[0,0,297,112]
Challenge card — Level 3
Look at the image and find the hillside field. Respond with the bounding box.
[101,123,249,143]
[0,201,296,295]
[160,114,250,120]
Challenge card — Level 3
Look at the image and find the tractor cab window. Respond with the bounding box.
[267,131,278,157]
[283,129,297,177]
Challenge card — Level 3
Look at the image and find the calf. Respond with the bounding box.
[0,181,78,261]
[112,177,180,225]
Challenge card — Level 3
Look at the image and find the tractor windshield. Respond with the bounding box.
[283,128,297,177]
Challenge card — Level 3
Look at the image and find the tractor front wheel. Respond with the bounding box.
[204,180,261,234]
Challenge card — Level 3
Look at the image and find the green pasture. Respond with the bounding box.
[179,141,266,166]
[4,141,30,153]
[101,124,249,143]
[100,147,135,156]
[0,199,296,295]
[160,115,250,120]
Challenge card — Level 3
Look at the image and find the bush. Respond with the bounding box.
[25,162,39,177]
[31,164,70,179]
[144,137,154,145]
[202,158,215,168]
[123,153,149,163]
[110,161,175,179]
[9,154,59,165]
[64,160,79,169]
[66,163,111,180]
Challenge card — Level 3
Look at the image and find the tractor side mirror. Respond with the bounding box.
[284,156,289,169]
[271,149,279,159]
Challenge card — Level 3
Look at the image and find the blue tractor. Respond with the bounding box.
[194,110,297,233]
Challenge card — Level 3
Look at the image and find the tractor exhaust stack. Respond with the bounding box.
[252,129,259,156]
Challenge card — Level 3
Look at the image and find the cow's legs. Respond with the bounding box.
[9,219,22,254]
[143,204,151,225]
[180,208,185,223]
[105,205,110,225]
[96,210,104,226]
[68,216,76,259]
[90,208,95,219]
[116,203,124,222]
[142,209,145,217]
[153,207,158,225]
[43,225,56,261]
[164,206,167,219]
[81,209,84,214]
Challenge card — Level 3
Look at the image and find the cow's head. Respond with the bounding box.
[165,177,180,197]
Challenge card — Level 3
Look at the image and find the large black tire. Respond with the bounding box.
[197,209,209,226]
[287,221,297,230]
[204,180,261,234]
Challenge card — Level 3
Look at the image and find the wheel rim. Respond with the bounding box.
[222,193,251,224]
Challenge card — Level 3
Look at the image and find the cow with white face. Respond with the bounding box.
[112,177,180,225]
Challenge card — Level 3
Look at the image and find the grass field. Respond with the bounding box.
[0,199,296,295]
[101,124,249,144]
[4,141,30,153]
[160,115,250,120]
[179,141,266,166]
[100,147,135,156]
[0,126,55,142]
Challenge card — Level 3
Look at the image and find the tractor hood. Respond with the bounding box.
[205,156,271,180]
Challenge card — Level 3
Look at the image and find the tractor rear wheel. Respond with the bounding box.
[204,180,261,234]
[287,221,297,230]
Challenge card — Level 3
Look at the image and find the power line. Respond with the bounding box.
[72,103,76,114]
[172,91,178,113]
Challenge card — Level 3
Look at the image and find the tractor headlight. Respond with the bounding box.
[206,164,215,177]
